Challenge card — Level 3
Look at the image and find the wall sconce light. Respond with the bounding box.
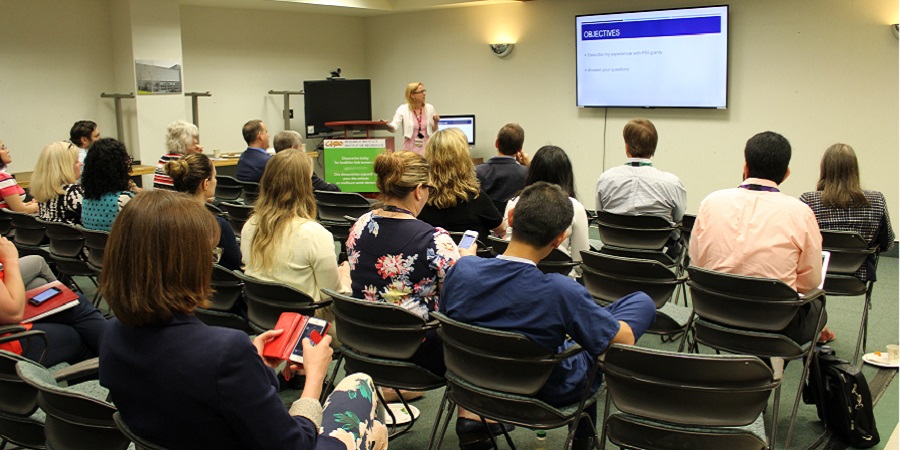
[892,24,899,39]
[490,43,515,58]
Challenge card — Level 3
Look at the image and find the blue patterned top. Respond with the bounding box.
[82,191,134,231]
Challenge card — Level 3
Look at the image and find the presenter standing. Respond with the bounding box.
[386,82,439,155]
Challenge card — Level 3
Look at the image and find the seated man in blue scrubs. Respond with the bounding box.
[440,181,656,450]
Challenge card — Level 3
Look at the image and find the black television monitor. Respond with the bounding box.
[437,114,475,146]
[575,5,728,109]
[303,79,372,138]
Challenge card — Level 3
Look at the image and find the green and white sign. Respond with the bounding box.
[323,139,386,192]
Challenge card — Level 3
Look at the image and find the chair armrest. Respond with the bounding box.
[308,298,334,310]
[423,319,440,331]
[0,324,27,336]
[555,342,585,360]
[799,288,825,302]
[54,357,100,383]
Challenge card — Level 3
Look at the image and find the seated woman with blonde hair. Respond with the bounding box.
[31,141,84,225]
[98,190,386,450]
[165,153,241,270]
[418,128,505,239]
[241,149,350,338]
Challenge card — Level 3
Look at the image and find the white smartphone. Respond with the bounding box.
[458,230,478,249]
[288,317,330,365]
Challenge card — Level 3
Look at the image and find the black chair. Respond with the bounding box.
[38,220,98,303]
[324,288,446,439]
[238,180,260,205]
[78,227,109,276]
[0,208,13,237]
[113,412,170,450]
[0,326,49,449]
[820,230,879,362]
[314,191,372,224]
[680,213,696,264]
[214,175,243,202]
[429,312,602,450]
[6,209,49,258]
[593,211,682,271]
[16,358,129,450]
[204,202,225,217]
[599,344,779,450]
[219,202,253,235]
[681,266,827,449]
[234,272,332,333]
[580,250,690,337]
[194,265,251,333]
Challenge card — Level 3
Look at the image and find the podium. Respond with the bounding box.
[321,121,395,193]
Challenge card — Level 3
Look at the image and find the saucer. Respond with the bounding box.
[862,352,899,368]
[383,403,420,426]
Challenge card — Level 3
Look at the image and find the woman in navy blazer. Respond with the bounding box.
[98,190,386,450]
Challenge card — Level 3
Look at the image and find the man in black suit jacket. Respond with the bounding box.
[272,130,340,191]
[235,119,271,182]
[475,123,529,212]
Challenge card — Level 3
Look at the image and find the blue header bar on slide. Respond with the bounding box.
[581,16,721,41]
[440,119,472,125]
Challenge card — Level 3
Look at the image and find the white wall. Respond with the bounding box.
[179,6,368,154]
[0,0,118,172]
[364,0,899,230]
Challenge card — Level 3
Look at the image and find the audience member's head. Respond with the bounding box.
[374,151,430,202]
[31,141,80,203]
[405,82,424,109]
[273,130,303,153]
[744,131,791,184]
[511,182,574,250]
[242,120,269,148]
[69,120,99,149]
[101,190,217,327]
[249,149,316,271]
[496,123,524,156]
[524,145,576,198]
[82,138,132,200]
[623,118,658,158]
[817,143,868,209]
[166,152,216,198]
[165,120,201,154]
[425,128,479,208]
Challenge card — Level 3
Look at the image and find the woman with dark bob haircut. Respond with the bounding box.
[98,190,387,450]
[80,138,137,231]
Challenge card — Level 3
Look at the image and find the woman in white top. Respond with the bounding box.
[241,149,350,341]
[386,82,439,155]
[504,146,590,273]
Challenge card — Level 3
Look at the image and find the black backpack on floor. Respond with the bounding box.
[803,346,880,448]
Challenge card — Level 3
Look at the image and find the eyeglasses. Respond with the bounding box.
[413,90,427,94]
[423,184,436,196]
[0,145,7,151]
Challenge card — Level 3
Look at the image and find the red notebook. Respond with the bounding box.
[262,312,329,361]
[22,281,80,323]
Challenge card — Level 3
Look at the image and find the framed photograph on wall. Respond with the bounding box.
[135,60,182,95]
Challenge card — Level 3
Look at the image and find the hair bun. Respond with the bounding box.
[164,158,189,179]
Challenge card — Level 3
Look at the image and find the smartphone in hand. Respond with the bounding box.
[458,230,478,250]
[288,317,329,364]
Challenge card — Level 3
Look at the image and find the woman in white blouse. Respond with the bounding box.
[386,82,439,155]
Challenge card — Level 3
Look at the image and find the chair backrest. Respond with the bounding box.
[325,288,430,360]
[16,360,129,450]
[594,211,673,250]
[204,202,225,217]
[0,350,40,418]
[580,250,680,308]
[237,180,260,204]
[7,209,48,247]
[209,265,244,311]
[680,213,696,250]
[314,191,371,223]
[686,266,805,332]
[0,208,13,236]
[39,220,85,259]
[234,272,321,330]
[820,230,876,275]
[602,344,777,427]
[214,175,243,201]
[0,330,49,449]
[431,312,566,396]
[113,412,171,450]
[219,202,254,234]
[79,227,110,272]
[486,235,508,254]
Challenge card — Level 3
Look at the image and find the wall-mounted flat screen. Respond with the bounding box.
[575,5,728,109]
[437,115,476,145]
[303,79,372,138]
